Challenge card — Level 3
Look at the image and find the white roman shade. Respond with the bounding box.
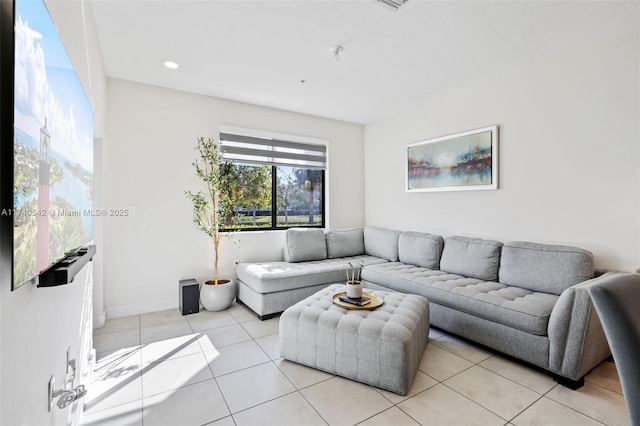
[219,132,326,169]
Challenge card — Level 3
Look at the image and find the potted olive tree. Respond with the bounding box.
[185,137,238,311]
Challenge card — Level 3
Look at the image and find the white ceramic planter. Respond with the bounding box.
[346,280,363,298]
[200,279,235,311]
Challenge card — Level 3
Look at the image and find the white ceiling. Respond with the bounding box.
[90,0,635,124]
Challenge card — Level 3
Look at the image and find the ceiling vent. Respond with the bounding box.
[374,0,408,11]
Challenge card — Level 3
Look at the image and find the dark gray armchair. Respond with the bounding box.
[589,273,640,426]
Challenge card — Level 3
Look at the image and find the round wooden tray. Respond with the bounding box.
[331,291,384,310]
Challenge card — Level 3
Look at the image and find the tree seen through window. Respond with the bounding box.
[228,164,324,230]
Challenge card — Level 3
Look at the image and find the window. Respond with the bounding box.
[219,130,326,230]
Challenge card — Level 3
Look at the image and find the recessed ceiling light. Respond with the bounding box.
[163,60,179,70]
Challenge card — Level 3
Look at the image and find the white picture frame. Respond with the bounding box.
[406,125,499,193]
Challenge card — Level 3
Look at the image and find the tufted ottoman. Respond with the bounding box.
[279,283,430,395]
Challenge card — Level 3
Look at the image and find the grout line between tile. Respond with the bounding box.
[211,375,233,422]
[504,392,546,425]
[353,405,397,425]
[213,359,274,379]
[542,391,614,426]
[434,350,546,424]
[296,387,331,426]
[395,403,425,426]
[474,362,549,396]
[229,387,300,416]
[193,311,238,423]
[439,380,511,423]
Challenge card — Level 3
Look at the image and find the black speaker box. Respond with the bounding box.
[179,279,200,315]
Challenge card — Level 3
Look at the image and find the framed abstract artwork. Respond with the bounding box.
[406,125,498,192]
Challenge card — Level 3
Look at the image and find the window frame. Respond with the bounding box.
[218,126,328,232]
[271,166,325,230]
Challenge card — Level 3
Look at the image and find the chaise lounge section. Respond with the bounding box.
[236,228,387,319]
[236,225,629,388]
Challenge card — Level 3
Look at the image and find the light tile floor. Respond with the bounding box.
[83,302,630,426]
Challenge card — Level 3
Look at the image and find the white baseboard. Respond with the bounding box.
[106,297,177,319]
[93,310,106,329]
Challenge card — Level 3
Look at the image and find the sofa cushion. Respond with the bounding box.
[398,231,444,269]
[325,228,365,259]
[499,241,594,295]
[363,262,557,336]
[440,236,503,281]
[283,228,327,263]
[364,226,402,262]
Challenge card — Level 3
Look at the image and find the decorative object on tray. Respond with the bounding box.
[407,125,498,193]
[332,291,384,310]
[345,261,365,298]
[346,281,363,298]
[338,294,371,306]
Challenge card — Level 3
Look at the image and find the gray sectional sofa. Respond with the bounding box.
[236,226,628,388]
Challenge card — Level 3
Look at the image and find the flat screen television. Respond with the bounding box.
[2,0,94,290]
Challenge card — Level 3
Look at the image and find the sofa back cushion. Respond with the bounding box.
[364,226,401,261]
[499,241,594,295]
[440,236,503,281]
[325,228,365,258]
[283,228,327,263]
[398,231,444,269]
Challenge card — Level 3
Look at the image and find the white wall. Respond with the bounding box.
[0,1,107,424]
[104,79,364,317]
[364,12,639,272]
[1,265,94,426]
